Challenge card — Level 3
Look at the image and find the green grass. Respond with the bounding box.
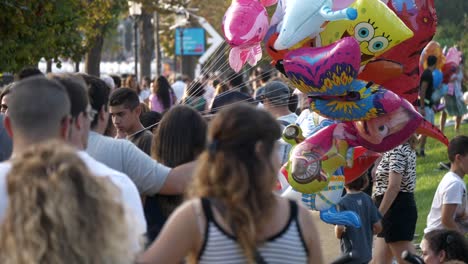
[414,115,468,241]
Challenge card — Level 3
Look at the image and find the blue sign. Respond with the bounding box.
[175,28,205,56]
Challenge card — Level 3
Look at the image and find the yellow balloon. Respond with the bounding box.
[317,0,414,66]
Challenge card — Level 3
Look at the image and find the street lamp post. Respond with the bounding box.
[128,1,142,80]
[179,27,185,75]
[174,11,189,76]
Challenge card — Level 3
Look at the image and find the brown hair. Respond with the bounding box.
[124,75,141,94]
[189,103,281,263]
[214,82,230,97]
[0,140,134,264]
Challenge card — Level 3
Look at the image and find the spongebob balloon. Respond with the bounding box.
[317,0,414,66]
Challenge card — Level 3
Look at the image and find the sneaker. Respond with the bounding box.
[439,162,450,170]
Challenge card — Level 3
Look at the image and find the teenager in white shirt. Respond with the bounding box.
[425,135,468,235]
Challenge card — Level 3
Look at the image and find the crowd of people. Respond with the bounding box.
[0,65,467,264]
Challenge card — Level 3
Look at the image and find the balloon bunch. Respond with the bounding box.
[221,0,448,227]
[419,41,463,105]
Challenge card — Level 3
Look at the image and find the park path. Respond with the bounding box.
[310,211,341,263]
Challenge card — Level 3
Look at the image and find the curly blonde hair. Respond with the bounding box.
[0,140,134,264]
[189,103,281,263]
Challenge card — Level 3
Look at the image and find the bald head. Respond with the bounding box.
[8,76,71,141]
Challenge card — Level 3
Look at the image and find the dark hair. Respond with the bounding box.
[8,76,70,139]
[18,67,43,80]
[152,105,207,168]
[212,78,221,88]
[0,83,12,103]
[228,72,244,89]
[345,173,369,191]
[146,106,206,238]
[153,76,173,111]
[109,88,140,110]
[110,75,121,88]
[288,93,298,113]
[448,135,468,162]
[211,91,254,114]
[424,229,468,263]
[259,69,272,84]
[80,74,110,129]
[139,111,162,129]
[48,74,88,119]
[186,81,205,97]
[427,55,437,67]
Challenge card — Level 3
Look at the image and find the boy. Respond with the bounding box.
[335,175,382,264]
[425,135,468,235]
[109,88,153,155]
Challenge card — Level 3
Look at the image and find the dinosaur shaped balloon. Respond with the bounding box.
[375,0,437,105]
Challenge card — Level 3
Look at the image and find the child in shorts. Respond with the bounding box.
[335,174,382,264]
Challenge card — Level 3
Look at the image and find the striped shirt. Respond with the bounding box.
[198,199,308,264]
[373,142,417,197]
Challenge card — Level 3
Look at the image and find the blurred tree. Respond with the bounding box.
[0,0,83,72]
[0,0,127,75]
[433,0,468,59]
[83,0,128,76]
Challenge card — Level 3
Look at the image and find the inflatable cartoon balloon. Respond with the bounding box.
[378,0,437,105]
[274,0,357,50]
[222,0,270,72]
[445,46,462,65]
[431,68,445,103]
[282,185,362,228]
[420,41,445,72]
[357,59,403,84]
[284,37,360,95]
[442,46,462,83]
[317,0,414,66]
[259,0,277,6]
[343,146,380,184]
[283,37,402,122]
[284,97,448,194]
[280,122,362,228]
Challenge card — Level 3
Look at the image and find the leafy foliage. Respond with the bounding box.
[433,0,468,59]
[0,0,127,73]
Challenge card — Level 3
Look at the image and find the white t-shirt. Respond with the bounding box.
[296,109,318,138]
[424,171,467,233]
[278,113,298,126]
[0,151,146,252]
[139,89,151,102]
[203,85,216,106]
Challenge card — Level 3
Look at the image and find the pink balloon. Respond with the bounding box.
[283,37,361,95]
[222,0,269,72]
[332,0,356,10]
[260,0,278,7]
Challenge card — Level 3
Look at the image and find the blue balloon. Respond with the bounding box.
[320,205,361,228]
[432,69,443,90]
